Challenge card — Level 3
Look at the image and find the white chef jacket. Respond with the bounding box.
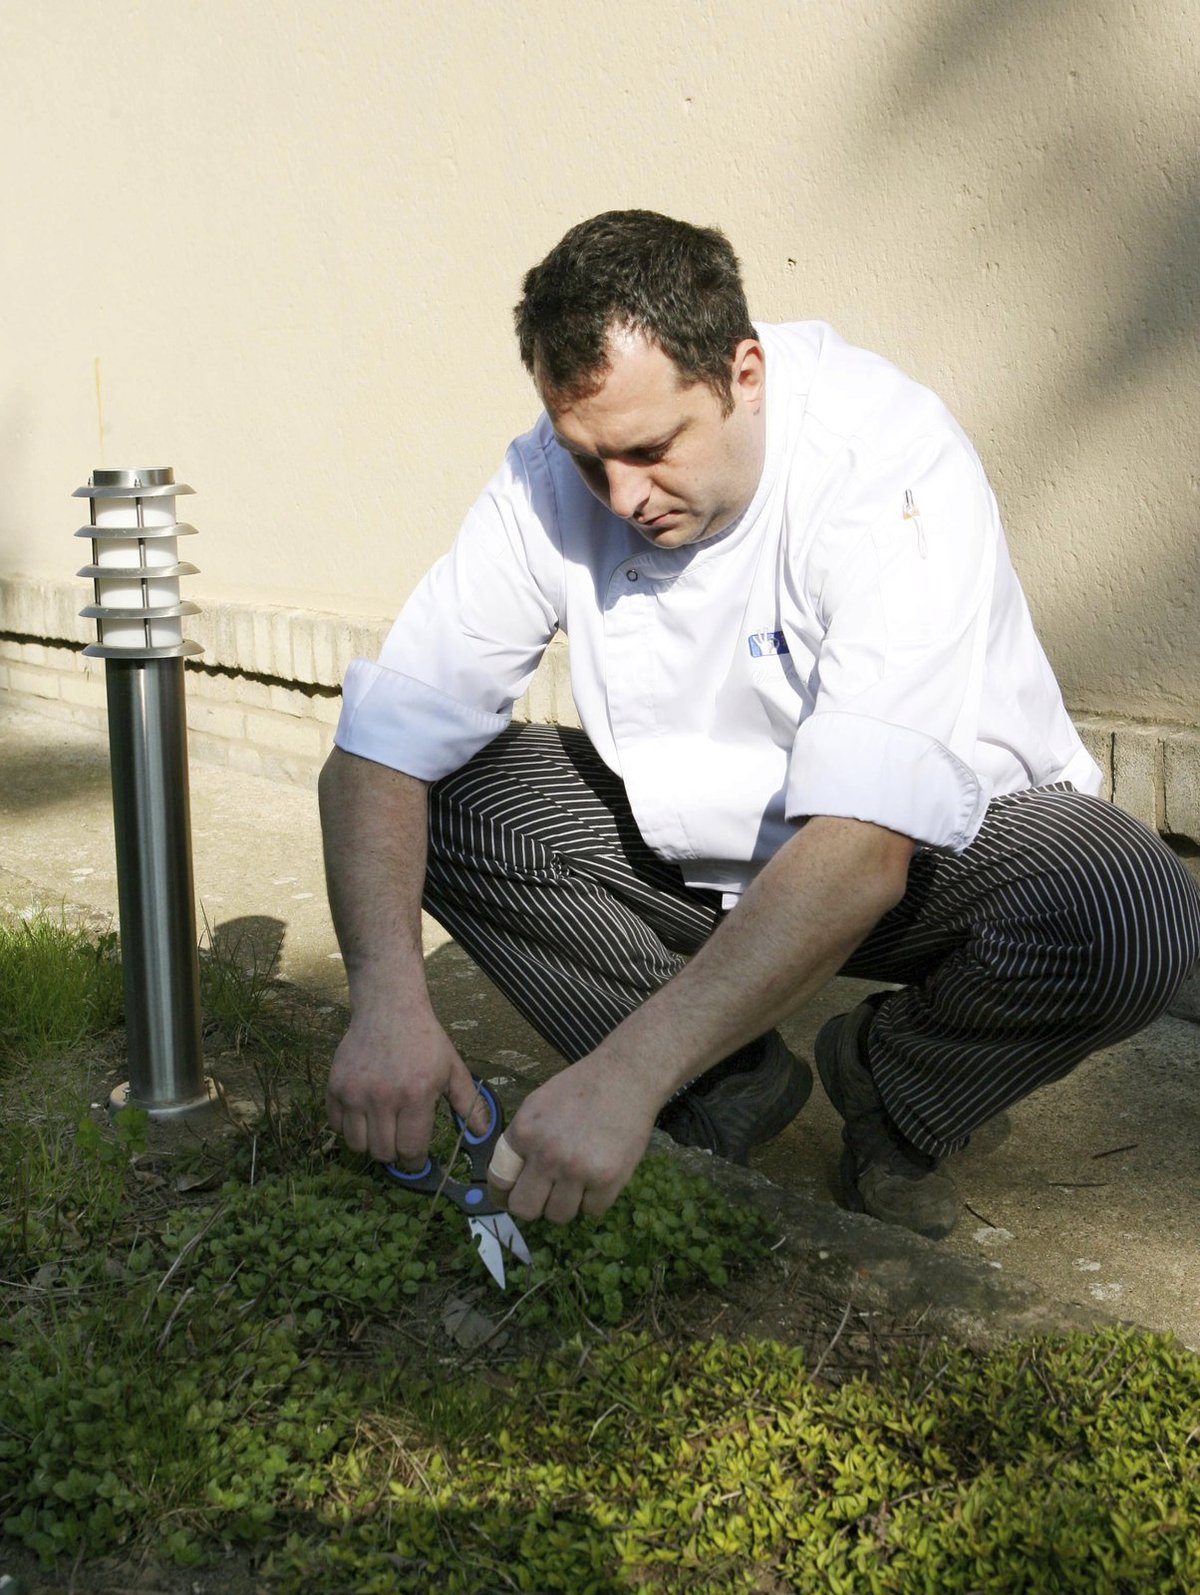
[335,321,1100,900]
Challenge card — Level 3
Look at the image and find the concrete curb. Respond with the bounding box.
[661,1136,1106,1348]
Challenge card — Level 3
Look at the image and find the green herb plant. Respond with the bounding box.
[0,1150,776,1576]
[268,1326,1200,1595]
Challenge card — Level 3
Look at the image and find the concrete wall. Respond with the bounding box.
[2,2,1197,727]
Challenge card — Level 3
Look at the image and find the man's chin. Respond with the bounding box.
[634,514,706,549]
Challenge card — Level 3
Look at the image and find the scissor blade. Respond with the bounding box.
[490,1212,531,1267]
[468,1218,508,1289]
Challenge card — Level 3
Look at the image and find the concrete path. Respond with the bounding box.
[2,700,1196,1347]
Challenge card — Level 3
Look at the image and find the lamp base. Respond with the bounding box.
[108,1076,224,1119]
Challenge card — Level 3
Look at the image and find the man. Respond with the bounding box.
[320,210,1199,1240]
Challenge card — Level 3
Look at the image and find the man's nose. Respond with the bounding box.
[604,461,650,520]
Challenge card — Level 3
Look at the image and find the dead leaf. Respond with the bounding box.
[174,1169,222,1193]
[441,1295,508,1351]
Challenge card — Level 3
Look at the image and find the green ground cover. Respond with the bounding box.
[1,914,1197,1593]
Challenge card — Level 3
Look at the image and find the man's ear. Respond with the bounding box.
[729,338,766,412]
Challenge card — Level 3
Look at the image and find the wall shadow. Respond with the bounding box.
[0,720,111,816]
[858,0,1200,712]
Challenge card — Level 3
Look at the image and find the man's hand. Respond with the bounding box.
[326,1001,490,1167]
[487,1053,658,1224]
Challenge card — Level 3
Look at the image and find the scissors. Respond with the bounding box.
[383,1079,531,1290]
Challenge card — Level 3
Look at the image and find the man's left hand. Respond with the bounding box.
[487,1054,657,1224]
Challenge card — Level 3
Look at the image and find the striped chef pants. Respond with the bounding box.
[423,724,1200,1159]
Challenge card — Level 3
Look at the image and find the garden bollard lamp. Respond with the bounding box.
[75,467,218,1117]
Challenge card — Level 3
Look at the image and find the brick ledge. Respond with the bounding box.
[2,571,1195,837]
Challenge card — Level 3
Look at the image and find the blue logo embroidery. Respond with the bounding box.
[748,631,789,658]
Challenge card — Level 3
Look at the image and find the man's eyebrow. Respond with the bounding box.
[551,433,594,457]
[551,426,683,460]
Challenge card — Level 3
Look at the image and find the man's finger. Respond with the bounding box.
[388,1131,430,1175]
[338,1107,368,1155]
[487,1131,526,1203]
[447,1065,494,1137]
[369,1109,408,1164]
[580,1182,620,1219]
[506,1164,553,1224]
[387,1101,437,1169]
[543,1181,584,1226]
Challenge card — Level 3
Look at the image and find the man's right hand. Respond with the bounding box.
[325,1002,490,1167]
[318,751,490,1168]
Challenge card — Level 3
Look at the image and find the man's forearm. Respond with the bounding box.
[492,814,915,1226]
[317,746,431,1005]
[319,747,491,1157]
[597,815,914,1099]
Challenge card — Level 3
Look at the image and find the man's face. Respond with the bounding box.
[540,327,766,550]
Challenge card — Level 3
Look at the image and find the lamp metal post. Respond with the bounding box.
[74,466,218,1117]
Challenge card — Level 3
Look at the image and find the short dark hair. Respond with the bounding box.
[514,210,756,414]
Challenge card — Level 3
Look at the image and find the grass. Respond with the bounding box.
[0,911,123,1069]
[2,915,1199,1593]
[197,908,331,1169]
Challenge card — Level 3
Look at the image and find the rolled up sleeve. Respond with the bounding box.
[787,432,999,851]
[787,712,988,850]
[333,437,563,780]
[335,659,512,780]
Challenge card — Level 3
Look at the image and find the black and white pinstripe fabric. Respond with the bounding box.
[425,725,1200,1160]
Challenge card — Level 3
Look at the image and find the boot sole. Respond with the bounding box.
[838,1147,959,1239]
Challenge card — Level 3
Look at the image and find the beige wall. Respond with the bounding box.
[2,1,1197,722]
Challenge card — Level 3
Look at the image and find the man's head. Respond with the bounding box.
[515,211,767,548]
[514,210,756,415]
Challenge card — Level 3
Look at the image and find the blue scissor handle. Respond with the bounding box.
[383,1079,504,1213]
